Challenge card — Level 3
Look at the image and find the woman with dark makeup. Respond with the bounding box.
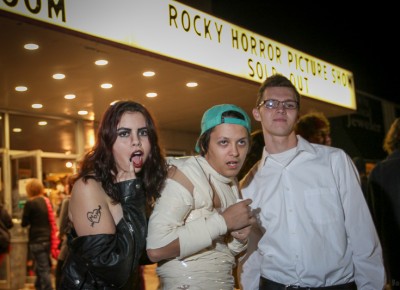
[60,101,168,290]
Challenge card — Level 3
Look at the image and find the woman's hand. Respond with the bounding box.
[116,157,137,182]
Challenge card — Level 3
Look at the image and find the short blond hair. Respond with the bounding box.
[25,178,44,198]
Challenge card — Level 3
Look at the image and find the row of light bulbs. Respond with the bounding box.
[13,43,199,133]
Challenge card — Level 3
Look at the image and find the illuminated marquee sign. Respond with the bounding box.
[0,0,356,109]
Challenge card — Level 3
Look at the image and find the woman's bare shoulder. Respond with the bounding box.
[69,177,116,236]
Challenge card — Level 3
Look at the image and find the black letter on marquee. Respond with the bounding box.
[169,5,178,28]
[24,0,41,14]
[231,29,239,49]
[3,0,18,7]
[204,18,211,40]
[181,10,190,32]
[49,0,66,22]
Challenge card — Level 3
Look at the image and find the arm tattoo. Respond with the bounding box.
[87,205,102,227]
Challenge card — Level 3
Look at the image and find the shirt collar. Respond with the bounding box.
[260,134,317,167]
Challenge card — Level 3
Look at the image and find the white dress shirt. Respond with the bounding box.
[239,136,385,290]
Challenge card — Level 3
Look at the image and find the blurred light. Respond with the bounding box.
[87,129,95,148]
[13,128,22,133]
[143,71,155,77]
[15,86,28,92]
[65,161,73,168]
[78,110,88,115]
[186,82,198,87]
[146,92,157,98]
[24,43,39,50]
[32,104,43,109]
[64,94,76,100]
[95,59,108,66]
[53,73,65,80]
[101,83,112,89]
[38,121,47,126]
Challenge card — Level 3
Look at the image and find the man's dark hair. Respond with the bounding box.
[256,74,300,108]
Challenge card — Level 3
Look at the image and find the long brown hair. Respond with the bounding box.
[77,101,168,204]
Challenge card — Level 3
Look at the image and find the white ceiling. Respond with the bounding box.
[0,12,354,152]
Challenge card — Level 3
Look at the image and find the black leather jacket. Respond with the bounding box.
[60,179,147,290]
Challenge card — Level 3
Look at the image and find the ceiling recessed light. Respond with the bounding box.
[24,43,39,50]
[101,83,113,89]
[146,92,157,98]
[13,128,22,133]
[38,121,47,126]
[64,94,76,100]
[53,73,65,80]
[15,86,28,92]
[78,110,88,115]
[143,71,155,77]
[95,59,108,66]
[32,104,43,109]
[186,82,198,87]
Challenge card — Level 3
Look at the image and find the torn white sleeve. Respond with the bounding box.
[177,212,227,259]
[147,179,193,249]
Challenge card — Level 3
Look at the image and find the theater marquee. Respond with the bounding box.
[1,0,356,109]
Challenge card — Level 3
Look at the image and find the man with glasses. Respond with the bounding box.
[238,74,385,290]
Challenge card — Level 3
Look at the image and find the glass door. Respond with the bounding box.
[10,150,42,219]
[0,150,77,289]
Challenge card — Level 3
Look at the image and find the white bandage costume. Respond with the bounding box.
[147,156,247,290]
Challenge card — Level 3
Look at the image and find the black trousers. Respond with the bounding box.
[259,277,357,290]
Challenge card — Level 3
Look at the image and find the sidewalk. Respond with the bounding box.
[18,264,160,290]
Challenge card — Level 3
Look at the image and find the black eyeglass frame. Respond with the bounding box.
[257,99,299,110]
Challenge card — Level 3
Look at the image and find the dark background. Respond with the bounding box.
[187,1,398,105]
[179,0,398,161]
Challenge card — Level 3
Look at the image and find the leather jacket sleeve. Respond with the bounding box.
[61,179,147,289]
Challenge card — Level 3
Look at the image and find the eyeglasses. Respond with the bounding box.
[257,99,299,110]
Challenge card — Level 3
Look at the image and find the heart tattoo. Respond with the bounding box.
[87,205,102,227]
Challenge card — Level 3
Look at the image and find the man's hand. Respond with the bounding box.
[221,199,255,231]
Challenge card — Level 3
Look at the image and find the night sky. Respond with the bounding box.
[209,1,397,105]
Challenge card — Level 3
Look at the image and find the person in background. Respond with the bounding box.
[22,178,54,290]
[55,174,75,290]
[294,111,331,145]
[60,101,168,290]
[239,74,385,290]
[147,104,255,290]
[0,203,13,263]
[237,129,264,181]
[368,117,400,289]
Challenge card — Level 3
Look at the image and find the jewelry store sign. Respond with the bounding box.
[1,0,356,109]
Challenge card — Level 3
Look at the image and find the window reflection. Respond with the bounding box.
[9,114,76,153]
